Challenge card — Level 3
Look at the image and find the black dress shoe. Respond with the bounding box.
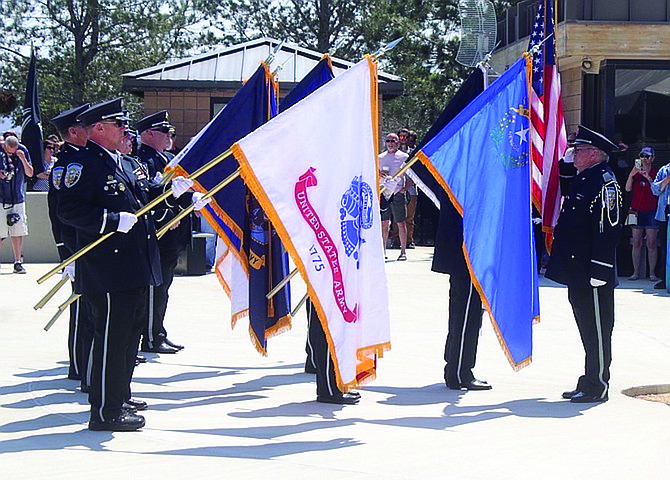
[654,281,666,290]
[88,412,145,431]
[80,383,90,394]
[141,341,178,354]
[136,355,147,363]
[447,379,492,390]
[122,403,137,413]
[570,391,608,403]
[462,379,492,390]
[164,338,184,350]
[347,391,361,399]
[317,393,360,405]
[124,398,148,410]
[562,389,579,399]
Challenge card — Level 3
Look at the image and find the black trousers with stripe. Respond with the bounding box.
[86,287,147,422]
[143,248,179,349]
[306,299,340,397]
[568,285,615,398]
[444,270,483,386]
[67,285,94,385]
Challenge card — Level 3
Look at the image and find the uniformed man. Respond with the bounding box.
[134,111,189,354]
[545,125,623,404]
[49,104,94,392]
[57,98,197,431]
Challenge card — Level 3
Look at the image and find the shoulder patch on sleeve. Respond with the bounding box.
[605,185,617,211]
[52,166,65,190]
[63,163,83,188]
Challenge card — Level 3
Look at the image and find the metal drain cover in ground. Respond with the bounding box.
[622,385,670,405]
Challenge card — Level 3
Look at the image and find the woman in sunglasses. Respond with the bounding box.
[32,138,60,191]
[625,146,659,281]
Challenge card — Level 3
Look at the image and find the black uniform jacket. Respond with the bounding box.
[545,162,623,288]
[136,144,190,254]
[48,143,81,261]
[57,141,164,294]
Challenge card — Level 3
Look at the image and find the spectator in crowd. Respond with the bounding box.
[379,132,409,261]
[651,155,670,291]
[625,147,659,281]
[0,135,33,273]
[32,137,59,191]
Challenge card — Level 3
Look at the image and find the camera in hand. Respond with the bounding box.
[6,213,20,226]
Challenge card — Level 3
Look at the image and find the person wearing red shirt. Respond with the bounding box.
[625,147,659,280]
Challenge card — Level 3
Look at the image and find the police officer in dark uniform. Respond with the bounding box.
[49,104,94,392]
[57,98,197,431]
[434,195,491,391]
[546,125,623,404]
[134,111,189,354]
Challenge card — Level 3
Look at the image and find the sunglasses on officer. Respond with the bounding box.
[100,119,128,128]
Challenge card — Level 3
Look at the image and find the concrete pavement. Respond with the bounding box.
[1,248,669,479]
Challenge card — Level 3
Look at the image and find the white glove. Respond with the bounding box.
[590,278,606,287]
[192,192,212,211]
[153,172,163,183]
[62,263,75,281]
[117,212,138,233]
[171,176,193,199]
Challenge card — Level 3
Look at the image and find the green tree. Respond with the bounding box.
[0,0,213,130]
[205,0,523,136]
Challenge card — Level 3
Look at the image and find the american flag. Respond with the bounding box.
[528,0,567,235]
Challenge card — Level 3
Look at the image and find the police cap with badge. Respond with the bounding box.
[77,97,129,127]
[573,125,621,220]
[51,103,91,134]
[134,111,173,134]
[570,125,618,156]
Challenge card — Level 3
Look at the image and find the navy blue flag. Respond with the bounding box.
[417,58,539,369]
[279,56,335,111]
[21,51,44,176]
[170,63,291,354]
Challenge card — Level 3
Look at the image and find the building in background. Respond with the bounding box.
[122,37,403,152]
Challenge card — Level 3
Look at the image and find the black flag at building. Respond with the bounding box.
[21,51,44,176]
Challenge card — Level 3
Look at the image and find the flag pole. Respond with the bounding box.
[34,274,70,310]
[37,147,234,285]
[43,293,80,331]
[290,292,309,317]
[266,39,403,301]
[265,267,299,299]
[156,168,241,239]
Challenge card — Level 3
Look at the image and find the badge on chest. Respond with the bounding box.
[104,174,126,195]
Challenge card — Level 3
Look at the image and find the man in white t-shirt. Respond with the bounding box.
[378,132,409,261]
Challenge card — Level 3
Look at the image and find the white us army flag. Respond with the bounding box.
[233,57,391,390]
